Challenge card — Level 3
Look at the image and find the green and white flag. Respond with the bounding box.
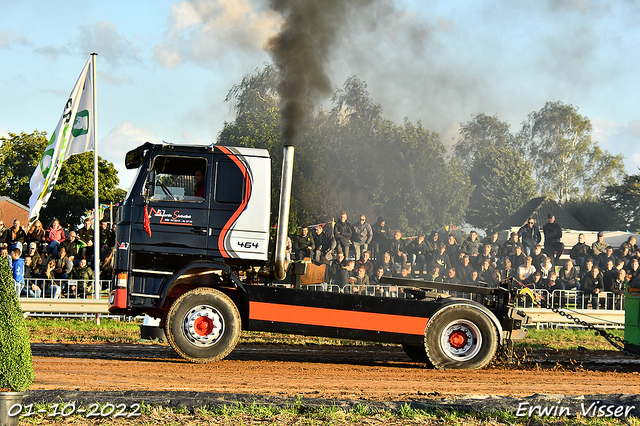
[29,58,94,221]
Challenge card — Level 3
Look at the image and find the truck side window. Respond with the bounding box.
[149,156,207,202]
[215,160,244,204]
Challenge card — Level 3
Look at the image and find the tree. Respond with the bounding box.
[466,144,536,231]
[0,131,49,206]
[602,174,640,232]
[43,152,126,226]
[224,63,280,116]
[369,119,471,235]
[453,113,516,172]
[520,101,625,203]
[563,197,624,232]
[0,130,125,227]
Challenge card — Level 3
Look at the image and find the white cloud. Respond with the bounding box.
[154,0,282,68]
[34,45,70,60]
[592,117,640,174]
[0,30,29,49]
[101,122,160,189]
[153,42,183,69]
[0,123,8,138]
[180,129,205,145]
[76,21,141,67]
[97,70,133,86]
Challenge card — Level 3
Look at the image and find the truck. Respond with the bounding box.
[108,141,529,369]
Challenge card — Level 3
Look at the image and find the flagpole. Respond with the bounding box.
[91,53,100,302]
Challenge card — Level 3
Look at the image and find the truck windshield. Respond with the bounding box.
[149,155,208,202]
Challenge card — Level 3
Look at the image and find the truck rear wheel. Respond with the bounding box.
[424,305,498,370]
[165,287,241,363]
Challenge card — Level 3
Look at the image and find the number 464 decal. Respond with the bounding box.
[237,241,259,249]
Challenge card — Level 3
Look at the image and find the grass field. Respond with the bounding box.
[25,317,625,351]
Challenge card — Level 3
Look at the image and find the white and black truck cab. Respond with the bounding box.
[109,142,529,369]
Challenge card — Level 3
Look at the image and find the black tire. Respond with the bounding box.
[424,305,498,370]
[402,343,432,366]
[165,287,241,363]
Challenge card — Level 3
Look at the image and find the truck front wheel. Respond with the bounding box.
[165,287,241,363]
[424,305,498,370]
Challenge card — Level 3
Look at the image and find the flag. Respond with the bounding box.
[143,205,152,237]
[29,58,94,221]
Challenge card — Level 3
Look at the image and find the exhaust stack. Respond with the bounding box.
[274,145,295,280]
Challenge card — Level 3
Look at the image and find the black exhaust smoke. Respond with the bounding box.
[267,0,373,146]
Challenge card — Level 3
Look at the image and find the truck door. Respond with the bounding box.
[138,153,212,256]
[207,148,270,261]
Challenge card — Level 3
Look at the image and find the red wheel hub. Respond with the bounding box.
[193,316,214,336]
[448,330,468,349]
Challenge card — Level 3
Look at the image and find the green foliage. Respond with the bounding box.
[562,197,625,231]
[520,101,625,203]
[0,258,34,392]
[466,143,536,231]
[454,114,535,231]
[224,63,280,116]
[603,173,640,232]
[453,113,516,172]
[42,152,125,227]
[0,130,126,227]
[0,130,49,206]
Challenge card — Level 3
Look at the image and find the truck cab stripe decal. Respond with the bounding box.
[249,301,429,336]
[217,146,253,258]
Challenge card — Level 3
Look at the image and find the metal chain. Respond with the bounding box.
[540,299,640,358]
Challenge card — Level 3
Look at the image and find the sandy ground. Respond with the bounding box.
[31,343,640,401]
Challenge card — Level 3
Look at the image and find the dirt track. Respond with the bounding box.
[31,343,640,400]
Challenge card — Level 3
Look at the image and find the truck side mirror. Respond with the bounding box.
[145,170,156,199]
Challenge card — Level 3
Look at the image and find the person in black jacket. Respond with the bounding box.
[597,246,617,271]
[501,232,520,259]
[542,214,564,263]
[431,242,450,274]
[580,265,604,309]
[336,260,355,289]
[461,231,481,258]
[389,230,408,272]
[480,231,500,261]
[627,257,640,280]
[408,233,428,278]
[313,225,336,263]
[475,244,493,271]
[333,211,352,260]
[570,233,591,270]
[517,217,541,256]
[292,226,315,260]
[531,244,546,272]
[6,219,26,254]
[371,217,392,261]
[458,255,475,284]
[444,234,460,259]
[376,252,394,277]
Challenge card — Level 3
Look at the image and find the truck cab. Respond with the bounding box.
[110,143,270,317]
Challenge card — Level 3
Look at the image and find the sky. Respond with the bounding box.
[2,0,640,193]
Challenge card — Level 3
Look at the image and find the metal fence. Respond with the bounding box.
[16,278,113,300]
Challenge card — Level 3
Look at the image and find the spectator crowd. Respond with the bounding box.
[1,216,117,298]
[289,212,639,307]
